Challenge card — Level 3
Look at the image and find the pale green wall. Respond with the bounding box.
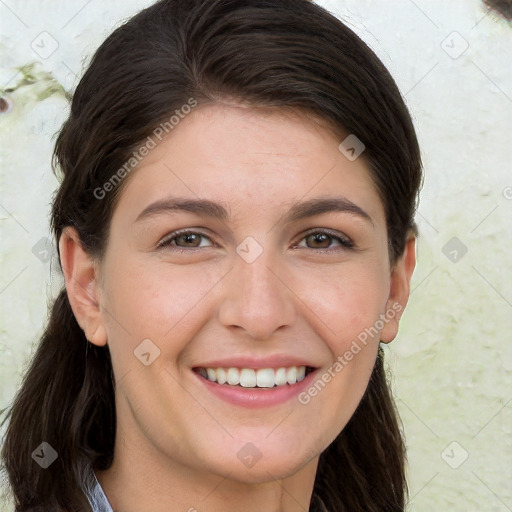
[1,1,511,510]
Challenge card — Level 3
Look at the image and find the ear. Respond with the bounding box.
[380,232,416,344]
[58,226,107,347]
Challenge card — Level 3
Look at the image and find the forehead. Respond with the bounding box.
[111,103,386,228]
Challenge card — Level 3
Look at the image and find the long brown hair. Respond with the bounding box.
[1,1,422,510]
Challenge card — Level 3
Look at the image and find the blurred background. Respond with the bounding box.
[1,0,511,510]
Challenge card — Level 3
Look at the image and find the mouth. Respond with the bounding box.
[193,365,316,389]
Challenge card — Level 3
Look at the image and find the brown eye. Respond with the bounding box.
[297,230,353,251]
[175,233,202,247]
[305,233,332,249]
[158,230,214,249]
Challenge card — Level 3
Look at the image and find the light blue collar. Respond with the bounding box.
[82,466,114,512]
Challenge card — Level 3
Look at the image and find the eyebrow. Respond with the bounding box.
[135,196,373,226]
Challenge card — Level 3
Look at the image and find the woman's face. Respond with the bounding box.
[67,103,413,484]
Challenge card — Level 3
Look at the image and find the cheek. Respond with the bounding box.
[106,259,206,325]
[290,258,388,424]
[291,257,390,346]
[99,252,230,354]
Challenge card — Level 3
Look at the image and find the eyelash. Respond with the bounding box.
[157,228,354,253]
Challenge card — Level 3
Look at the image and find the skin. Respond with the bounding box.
[59,103,416,512]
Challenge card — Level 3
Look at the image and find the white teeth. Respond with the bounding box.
[198,365,309,388]
[274,367,287,386]
[239,368,257,387]
[286,366,297,384]
[256,368,275,388]
[227,367,240,385]
[216,368,227,385]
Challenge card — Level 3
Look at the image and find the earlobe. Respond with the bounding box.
[380,234,416,344]
[58,227,108,347]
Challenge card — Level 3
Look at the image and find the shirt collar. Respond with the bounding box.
[82,464,114,512]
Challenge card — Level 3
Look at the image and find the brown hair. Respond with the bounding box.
[1,1,422,510]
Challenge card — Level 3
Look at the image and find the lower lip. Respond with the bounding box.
[193,369,318,408]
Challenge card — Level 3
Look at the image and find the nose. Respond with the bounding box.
[217,247,296,340]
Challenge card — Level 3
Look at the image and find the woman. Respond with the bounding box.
[1,0,422,510]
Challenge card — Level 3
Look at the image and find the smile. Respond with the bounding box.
[195,366,315,388]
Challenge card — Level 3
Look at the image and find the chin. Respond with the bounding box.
[225,459,309,485]
[204,442,318,484]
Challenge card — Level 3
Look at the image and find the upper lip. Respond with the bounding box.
[193,355,318,370]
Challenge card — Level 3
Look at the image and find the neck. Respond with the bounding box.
[95,407,319,512]
[96,455,319,512]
